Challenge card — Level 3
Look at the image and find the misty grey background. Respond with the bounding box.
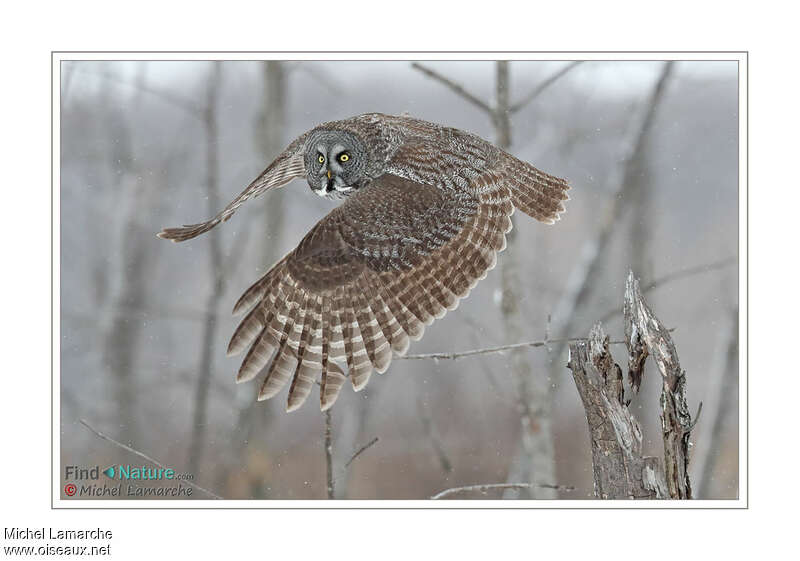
[60,60,739,499]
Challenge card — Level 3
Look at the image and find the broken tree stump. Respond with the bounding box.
[568,325,669,499]
[567,271,696,499]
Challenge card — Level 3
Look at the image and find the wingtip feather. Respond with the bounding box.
[286,400,303,413]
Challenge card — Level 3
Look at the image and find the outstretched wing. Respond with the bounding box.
[157,134,308,242]
[384,121,570,224]
[228,174,514,412]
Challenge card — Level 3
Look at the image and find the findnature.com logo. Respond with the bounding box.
[65,465,193,481]
[63,465,196,498]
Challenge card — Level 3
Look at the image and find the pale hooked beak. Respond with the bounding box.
[326,170,332,179]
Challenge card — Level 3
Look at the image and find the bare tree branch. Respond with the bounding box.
[344,437,379,470]
[331,432,379,485]
[431,482,575,500]
[84,252,729,333]
[324,409,335,499]
[597,256,737,324]
[509,61,583,113]
[693,306,738,498]
[641,256,737,293]
[411,62,492,115]
[79,419,223,500]
[289,62,344,95]
[409,61,574,499]
[493,61,512,147]
[418,399,453,474]
[547,61,675,392]
[75,68,203,116]
[399,331,674,361]
[334,386,380,496]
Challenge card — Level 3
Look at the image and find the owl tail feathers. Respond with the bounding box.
[157,216,223,242]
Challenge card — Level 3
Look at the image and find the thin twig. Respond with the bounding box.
[289,62,344,95]
[643,256,737,293]
[597,256,737,323]
[79,419,223,500]
[510,61,583,113]
[324,409,334,499]
[546,61,675,396]
[344,437,379,469]
[418,399,453,473]
[685,401,704,433]
[74,68,203,117]
[411,62,492,115]
[431,482,575,500]
[399,330,674,362]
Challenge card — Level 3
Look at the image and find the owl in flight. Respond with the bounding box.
[158,113,570,412]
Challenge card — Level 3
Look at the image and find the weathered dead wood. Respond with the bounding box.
[623,272,694,499]
[567,271,696,500]
[568,325,669,499]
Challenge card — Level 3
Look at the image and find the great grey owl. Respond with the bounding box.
[158,113,570,412]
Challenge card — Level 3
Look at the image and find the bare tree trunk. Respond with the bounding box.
[255,61,289,273]
[566,271,696,499]
[410,61,579,499]
[101,62,152,444]
[493,62,512,149]
[693,306,739,498]
[494,62,557,499]
[188,62,224,475]
[548,62,675,388]
[229,61,289,497]
[568,325,668,499]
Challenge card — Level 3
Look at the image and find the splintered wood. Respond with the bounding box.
[567,271,695,499]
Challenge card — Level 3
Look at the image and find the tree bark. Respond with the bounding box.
[567,270,696,499]
[495,61,557,499]
[567,324,668,499]
[623,272,694,499]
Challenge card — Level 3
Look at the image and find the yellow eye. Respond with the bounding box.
[339,153,350,162]
[317,155,325,164]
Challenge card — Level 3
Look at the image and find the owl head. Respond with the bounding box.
[304,129,369,199]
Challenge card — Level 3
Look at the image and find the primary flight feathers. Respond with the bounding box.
[158,113,570,411]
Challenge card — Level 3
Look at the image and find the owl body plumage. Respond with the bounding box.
[159,113,570,411]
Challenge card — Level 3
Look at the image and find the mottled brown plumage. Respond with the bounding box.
[158,113,570,411]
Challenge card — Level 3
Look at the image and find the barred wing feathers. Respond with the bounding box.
[228,174,514,411]
[157,134,308,242]
[384,123,570,225]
